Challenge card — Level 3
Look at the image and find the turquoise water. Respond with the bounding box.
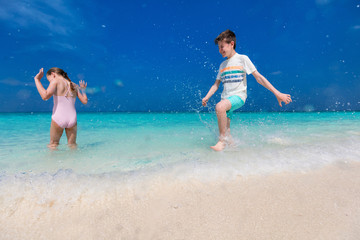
[1,111,359,177]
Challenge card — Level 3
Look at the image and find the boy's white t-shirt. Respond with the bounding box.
[216,53,256,102]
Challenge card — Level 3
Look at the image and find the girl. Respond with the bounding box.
[34,67,88,148]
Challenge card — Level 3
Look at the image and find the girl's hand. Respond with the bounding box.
[276,93,292,107]
[34,68,44,81]
[79,80,87,89]
[77,80,88,105]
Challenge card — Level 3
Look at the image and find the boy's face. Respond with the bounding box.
[218,40,235,59]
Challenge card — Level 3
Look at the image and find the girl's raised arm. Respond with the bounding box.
[77,80,88,105]
[34,68,57,101]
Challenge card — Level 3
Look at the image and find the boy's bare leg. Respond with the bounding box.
[225,118,235,146]
[211,99,231,151]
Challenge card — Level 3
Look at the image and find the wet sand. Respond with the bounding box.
[1,162,360,240]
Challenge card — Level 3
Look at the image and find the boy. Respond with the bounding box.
[202,30,292,151]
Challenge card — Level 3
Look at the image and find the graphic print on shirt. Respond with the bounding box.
[220,66,246,84]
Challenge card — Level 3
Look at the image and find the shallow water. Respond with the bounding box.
[0,112,359,177]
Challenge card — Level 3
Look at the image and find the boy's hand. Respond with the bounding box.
[34,68,44,81]
[276,93,292,107]
[202,97,209,107]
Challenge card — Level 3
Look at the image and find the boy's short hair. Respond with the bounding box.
[214,30,236,49]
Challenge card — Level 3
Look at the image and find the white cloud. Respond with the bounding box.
[0,78,34,87]
[270,71,282,76]
[16,89,32,100]
[21,41,78,53]
[315,0,333,6]
[0,0,81,35]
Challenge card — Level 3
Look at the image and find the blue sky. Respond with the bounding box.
[0,0,359,112]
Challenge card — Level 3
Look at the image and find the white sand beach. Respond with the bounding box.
[1,162,360,240]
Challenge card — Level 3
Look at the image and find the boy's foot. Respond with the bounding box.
[225,137,235,147]
[210,141,225,151]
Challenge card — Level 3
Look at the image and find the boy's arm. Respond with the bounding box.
[202,79,221,106]
[252,70,292,107]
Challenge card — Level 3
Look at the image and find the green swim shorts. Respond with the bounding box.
[226,95,245,119]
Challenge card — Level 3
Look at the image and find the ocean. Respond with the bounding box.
[1,111,359,176]
[0,111,360,239]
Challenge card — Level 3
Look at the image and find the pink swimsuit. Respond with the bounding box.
[52,80,77,129]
